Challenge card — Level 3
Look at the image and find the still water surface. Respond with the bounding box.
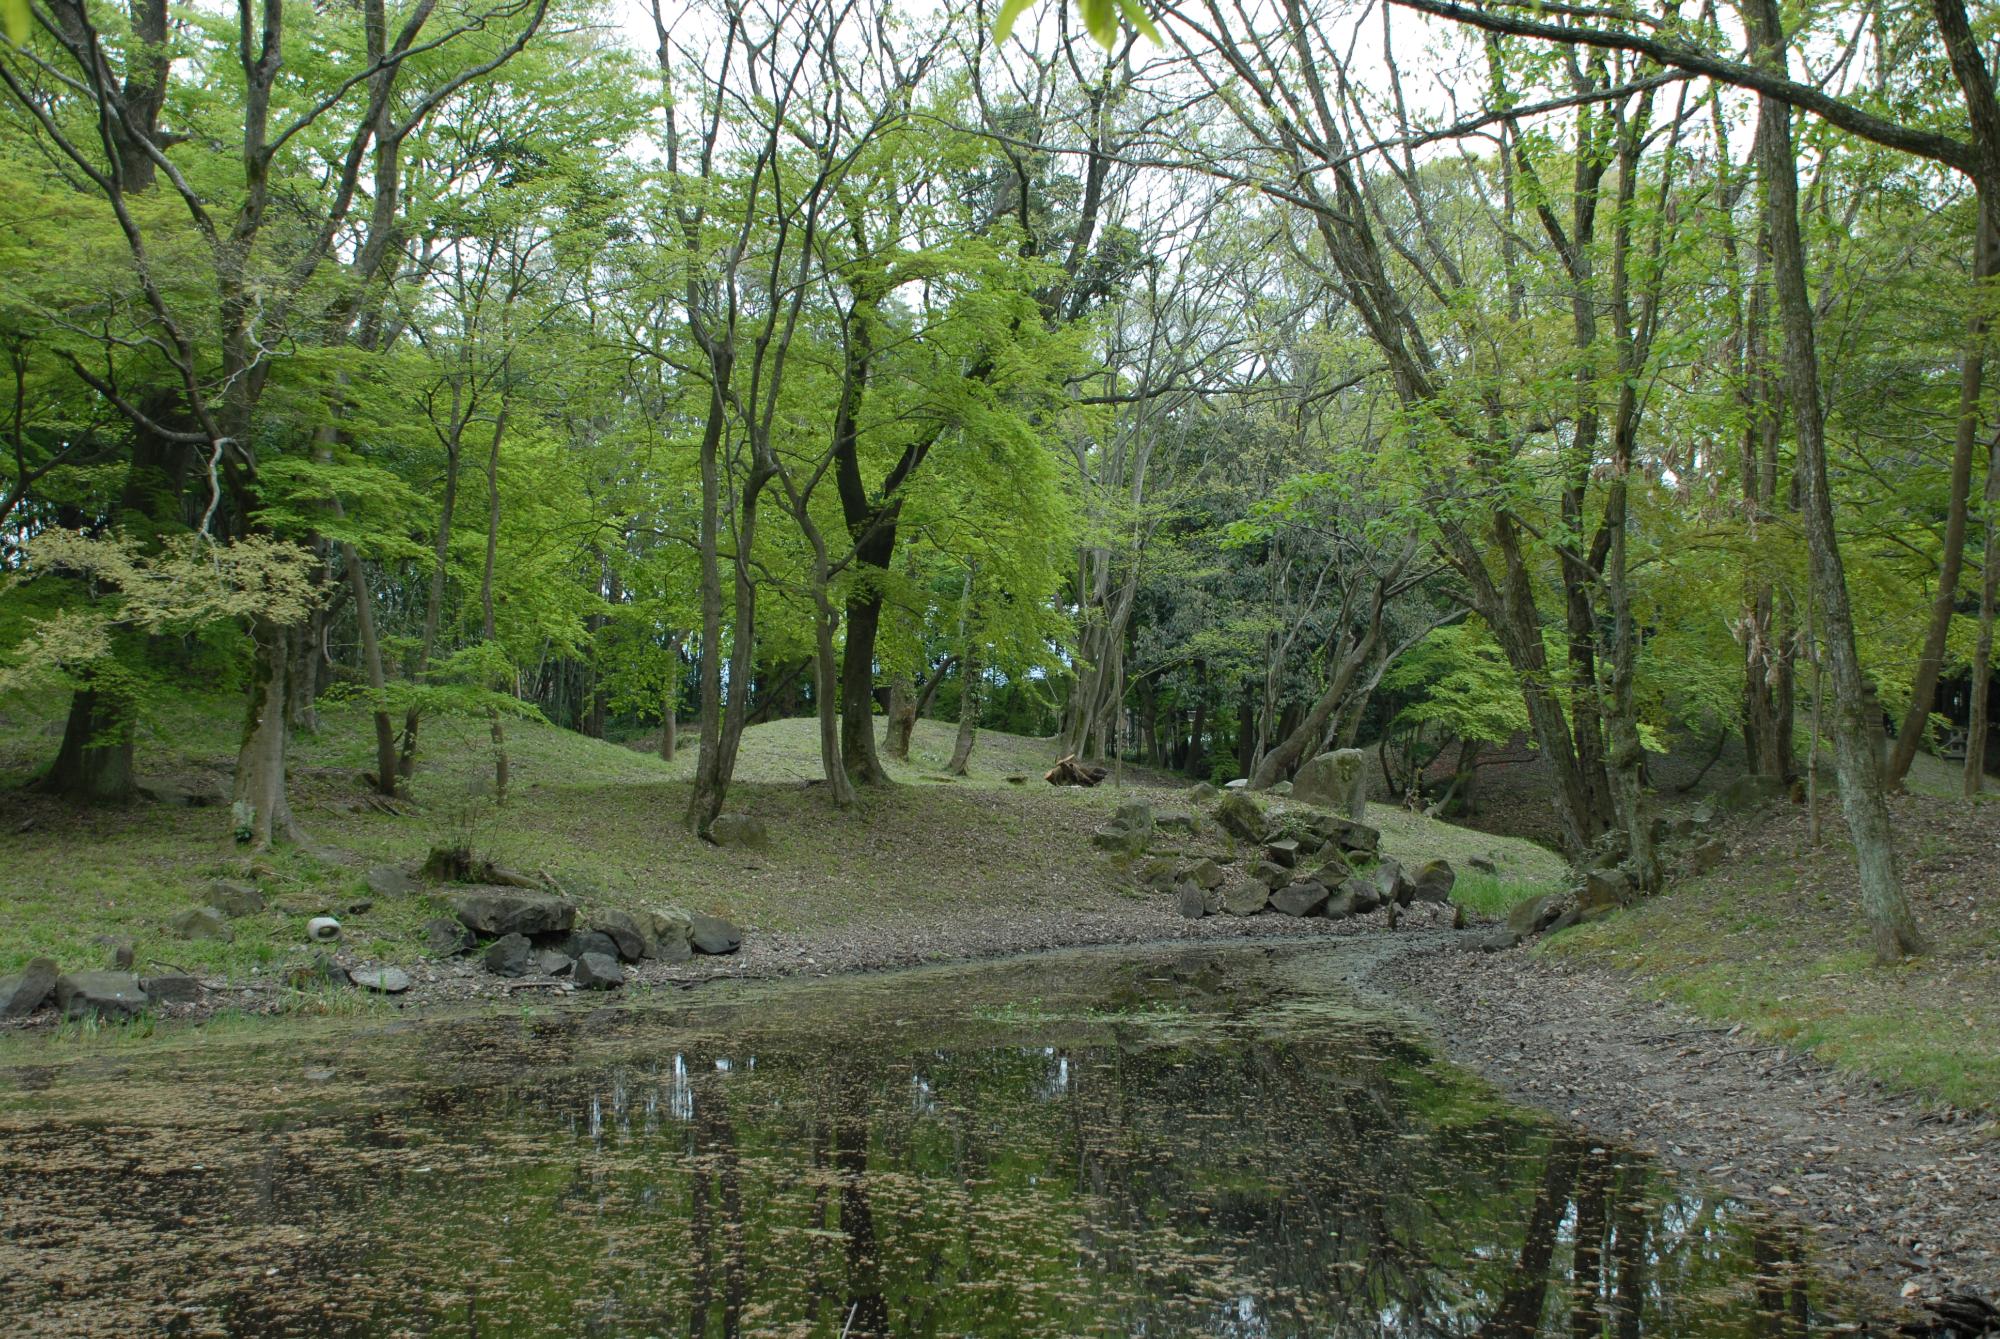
[0,943,1875,1336]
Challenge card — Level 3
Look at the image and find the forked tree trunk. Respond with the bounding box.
[1750,9,1925,959]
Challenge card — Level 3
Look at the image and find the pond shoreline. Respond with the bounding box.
[1368,936,2000,1334]
[7,897,1993,1331]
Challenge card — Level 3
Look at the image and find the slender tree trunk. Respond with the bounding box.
[810,598,856,806]
[688,387,728,833]
[1750,7,1925,959]
[399,422,461,779]
[232,619,299,849]
[480,392,509,806]
[946,645,981,776]
[1969,443,1999,796]
[343,543,398,793]
[1185,662,1208,778]
[1888,194,1996,785]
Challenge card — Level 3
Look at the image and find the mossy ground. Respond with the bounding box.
[1540,779,2000,1111]
[0,695,1557,994]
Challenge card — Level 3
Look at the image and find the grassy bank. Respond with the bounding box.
[0,694,1562,991]
[1540,785,2000,1111]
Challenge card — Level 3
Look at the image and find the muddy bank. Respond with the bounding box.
[1368,938,2000,1333]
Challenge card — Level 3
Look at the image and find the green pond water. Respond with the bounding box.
[0,942,1877,1336]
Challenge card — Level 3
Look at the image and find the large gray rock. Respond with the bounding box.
[484,933,533,978]
[1374,857,1413,907]
[169,905,234,942]
[453,889,576,938]
[1113,800,1154,834]
[1249,860,1291,889]
[592,909,649,963]
[1189,782,1219,803]
[140,973,200,1004]
[1581,868,1633,918]
[1091,822,1148,855]
[1293,748,1368,818]
[1180,858,1226,891]
[708,813,767,849]
[349,966,413,994]
[575,952,625,989]
[1342,876,1384,915]
[0,958,58,1019]
[563,930,622,962]
[1320,887,1357,919]
[1264,839,1300,868]
[689,914,742,955]
[55,971,149,1020]
[1410,859,1456,904]
[1174,882,1208,919]
[1309,851,1351,886]
[204,880,265,917]
[532,949,574,976]
[1220,879,1269,917]
[1507,892,1571,938]
[1323,815,1380,856]
[1271,881,1329,917]
[365,866,419,899]
[640,907,694,962]
[423,916,475,958]
[1214,793,1266,843]
[1155,810,1199,834]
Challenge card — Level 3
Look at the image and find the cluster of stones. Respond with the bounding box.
[0,865,427,1021]
[1101,786,1458,926]
[432,888,742,990]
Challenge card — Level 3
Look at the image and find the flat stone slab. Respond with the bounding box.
[349,967,413,994]
[689,914,742,955]
[55,971,149,1020]
[0,958,58,1019]
[453,889,576,938]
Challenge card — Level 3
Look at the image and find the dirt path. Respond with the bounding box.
[1367,938,2000,1333]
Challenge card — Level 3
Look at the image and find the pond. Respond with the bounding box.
[0,942,1876,1336]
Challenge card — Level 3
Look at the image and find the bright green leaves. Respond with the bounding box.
[992,0,1159,47]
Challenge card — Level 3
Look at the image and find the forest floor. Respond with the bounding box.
[3,696,1997,1320]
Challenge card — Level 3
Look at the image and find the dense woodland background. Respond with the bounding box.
[2,0,1996,961]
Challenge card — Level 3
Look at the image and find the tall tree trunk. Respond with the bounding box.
[399,420,461,779]
[1185,662,1208,778]
[481,393,509,806]
[838,589,889,784]
[946,645,981,776]
[688,385,729,834]
[1969,441,1999,797]
[1750,4,1925,959]
[232,620,299,849]
[38,688,136,802]
[1888,194,1996,785]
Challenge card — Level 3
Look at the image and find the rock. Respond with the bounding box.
[1321,887,1357,919]
[423,917,475,958]
[1271,881,1329,917]
[1410,859,1455,904]
[1224,778,1249,790]
[532,948,574,976]
[1220,879,1269,916]
[1374,857,1412,907]
[1091,823,1147,854]
[0,958,59,1019]
[1309,851,1351,886]
[1181,858,1226,890]
[1466,927,1523,952]
[563,930,622,962]
[1343,876,1384,915]
[1293,748,1368,818]
[1138,857,1179,888]
[285,952,349,990]
[1174,882,1208,919]
[307,916,342,943]
[485,933,533,977]
[639,908,694,962]
[365,866,419,899]
[1468,855,1497,875]
[204,880,265,917]
[689,914,742,955]
[1189,782,1218,803]
[1269,780,1293,796]
[55,971,149,1020]
[1324,815,1380,855]
[575,952,625,989]
[1581,868,1633,916]
[168,906,234,942]
[592,909,649,963]
[1214,792,1266,843]
[452,888,576,938]
[1155,810,1198,834]
[1265,839,1300,868]
[1688,837,1726,875]
[1113,800,1154,833]
[349,966,413,994]
[708,813,767,848]
[1249,860,1291,889]
[140,973,200,1004]
[1507,892,1570,938]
